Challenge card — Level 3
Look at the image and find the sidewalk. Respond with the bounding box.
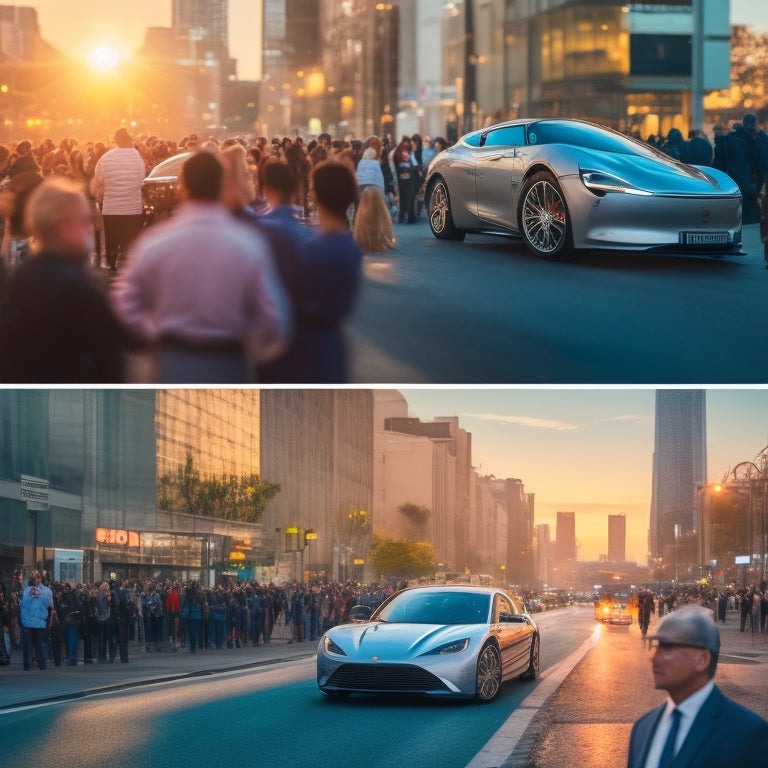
[507,610,768,768]
[0,620,317,711]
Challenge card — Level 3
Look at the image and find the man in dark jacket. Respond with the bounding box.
[724,114,761,224]
[0,176,127,382]
[627,606,768,768]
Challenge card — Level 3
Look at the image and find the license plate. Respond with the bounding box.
[680,232,729,245]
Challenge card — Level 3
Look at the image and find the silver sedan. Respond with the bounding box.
[425,118,742,259]
[317,585,539,703]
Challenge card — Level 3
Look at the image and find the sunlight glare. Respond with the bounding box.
[88,46,121,73]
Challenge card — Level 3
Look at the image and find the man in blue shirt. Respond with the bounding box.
[20,571,53,670]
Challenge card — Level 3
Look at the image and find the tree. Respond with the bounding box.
[369,534,436,580]
[397,502,431,539]
[157,453,280,523]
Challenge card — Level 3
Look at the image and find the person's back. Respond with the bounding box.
[724,117,761,224]
[262,160,362,383]
[111,151,289,383]
[90,128,147,269]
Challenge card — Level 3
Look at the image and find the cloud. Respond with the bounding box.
[601,413,652,425]
[464,412,578,431]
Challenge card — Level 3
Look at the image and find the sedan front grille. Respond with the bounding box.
[327,663,450,692]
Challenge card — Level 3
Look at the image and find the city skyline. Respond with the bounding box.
[19,0,768,83]
[402,388,768,565]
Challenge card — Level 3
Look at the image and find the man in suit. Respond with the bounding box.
[627,605,768,767]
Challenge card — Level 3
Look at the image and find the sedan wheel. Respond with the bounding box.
[519,172,572,258]
[427,179,466,241]
[475,643,502,703]
[520,634,540,681]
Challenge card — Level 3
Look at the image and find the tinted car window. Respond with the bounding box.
[483,125,526,147]
[526,120,666,160]
[494,594,516,623]
[377,590,491,624]
[464,132,483,148]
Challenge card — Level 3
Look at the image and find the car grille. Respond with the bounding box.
[327,663,450,692]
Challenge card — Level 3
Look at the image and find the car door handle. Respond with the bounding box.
[484,154,504,161]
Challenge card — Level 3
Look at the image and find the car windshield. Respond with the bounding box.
[147,153,192,178]
[375,590,491,625]
[527,120,670,161]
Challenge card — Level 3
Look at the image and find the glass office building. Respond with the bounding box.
[0,390,266,585]
[444,0,730,140]
[0,389,374,586]
[0,390,156,581]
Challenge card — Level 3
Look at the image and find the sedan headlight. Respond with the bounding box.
[323,635,347,656]
[580,169,652,197]
[424,638,470,656]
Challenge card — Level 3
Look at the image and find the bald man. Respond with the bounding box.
[0,176,127,381]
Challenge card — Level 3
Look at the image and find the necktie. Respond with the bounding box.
[658,708,682,768]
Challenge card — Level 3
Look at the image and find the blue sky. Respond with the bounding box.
[402,388,768,563]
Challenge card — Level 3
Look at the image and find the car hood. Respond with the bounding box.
[569,146,739,196]
[326,621,484,660]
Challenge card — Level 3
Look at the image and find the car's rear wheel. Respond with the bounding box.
[475,643,502,703]
[427,178,466,241]
[519,171,573,258]
[520,634,540,681]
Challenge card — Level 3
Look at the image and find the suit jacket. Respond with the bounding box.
[627,685,768,768]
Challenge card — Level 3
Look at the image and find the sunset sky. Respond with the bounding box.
[22,0,768,83]
[403,388,768,564]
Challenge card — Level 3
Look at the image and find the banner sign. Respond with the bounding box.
[21,475,49,510]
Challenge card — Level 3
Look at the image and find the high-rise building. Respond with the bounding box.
[261,0,322,134]
[555,511,576,563]
[0,389,374,584]
[649,390,707,565]
[534,524,551,586]
[608,514,626,563]
[372,396,472,577]
[172,0,228,44]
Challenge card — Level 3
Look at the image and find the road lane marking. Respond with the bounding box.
[465,623,602,768]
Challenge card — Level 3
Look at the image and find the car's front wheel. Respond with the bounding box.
[520,634,540,680]
[427,178,466,241]
[475,643,502,703]
[519,171,573,258]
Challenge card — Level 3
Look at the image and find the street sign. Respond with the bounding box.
[21,475,49,510]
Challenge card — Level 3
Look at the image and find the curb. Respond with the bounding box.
[0,651,316,712]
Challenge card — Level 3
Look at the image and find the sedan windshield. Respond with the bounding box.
[376,591,491,625]
[527,120,670,162]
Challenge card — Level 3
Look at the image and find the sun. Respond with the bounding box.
[87,46,121,73]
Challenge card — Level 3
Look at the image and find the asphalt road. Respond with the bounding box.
[348,220,767,384]
[0,608,596,768]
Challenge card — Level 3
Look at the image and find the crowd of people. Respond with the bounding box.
[649,114,768,226]
[0,128,447,384]
[0,570,400,670]
[630,581,768,635]
[0,116,767,384]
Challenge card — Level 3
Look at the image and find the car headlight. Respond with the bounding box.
[424,638,470,655]
[580,170,652,197]
[323,635,347,656]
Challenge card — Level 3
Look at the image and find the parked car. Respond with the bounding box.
[317,585,539,703]
[425,118,742,259]
[141,151,193,220]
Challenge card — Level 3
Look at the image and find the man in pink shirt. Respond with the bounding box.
[111,151,290,383]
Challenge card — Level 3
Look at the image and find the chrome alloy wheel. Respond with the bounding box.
[428,180,450,234]
[521,178,569,255]
[476,643,502,703]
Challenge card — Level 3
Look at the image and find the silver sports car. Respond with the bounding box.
[316,585,539,703]
[425,118,742,258]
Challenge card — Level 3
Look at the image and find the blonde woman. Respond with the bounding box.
[354,186,395,253]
